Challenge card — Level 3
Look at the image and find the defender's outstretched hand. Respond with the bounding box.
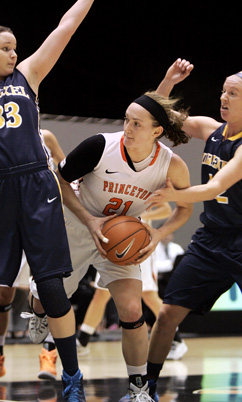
[165,58,194,85]
[157,58,194,97]
[145,177,178,208]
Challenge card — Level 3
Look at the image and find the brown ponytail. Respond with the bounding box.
[144,91,190,146]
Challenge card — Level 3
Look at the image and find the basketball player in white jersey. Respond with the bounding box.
[28,88,193,401]
[55,91,193,402]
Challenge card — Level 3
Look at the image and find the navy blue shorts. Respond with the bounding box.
[163,226,242,314]
[0,165,72,286]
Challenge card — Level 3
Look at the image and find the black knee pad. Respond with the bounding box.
[36,276,71,318]
[0,303,12,313]
[119,314,145,329]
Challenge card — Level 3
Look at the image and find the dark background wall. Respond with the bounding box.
[2,1,241,120]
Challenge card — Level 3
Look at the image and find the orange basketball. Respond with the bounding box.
[101,216,150,266]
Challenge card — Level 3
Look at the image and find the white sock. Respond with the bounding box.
[126,363,147,376]
[80,323,95,335]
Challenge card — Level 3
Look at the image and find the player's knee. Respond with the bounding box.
[156,305,177,331]
[119,314,145,330]
[119,299,142,323]
[36,276,71,318]
[156,310,168,329]
[0,287,15,305]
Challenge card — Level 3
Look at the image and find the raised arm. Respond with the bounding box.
[17,0,95,94]
[156,58,194,97]
[157,58,221,140]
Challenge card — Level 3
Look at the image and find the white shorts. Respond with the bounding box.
[140,250,158,292]
[93,248,158,293]
[31,207,142,299]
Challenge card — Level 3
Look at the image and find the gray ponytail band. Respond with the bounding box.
[133,94,169,129]
[236,72,242,79]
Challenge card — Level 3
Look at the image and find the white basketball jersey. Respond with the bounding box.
[76,131,172,218]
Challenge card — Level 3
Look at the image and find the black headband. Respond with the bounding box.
[236,72,242,79]
[133,94,170,129]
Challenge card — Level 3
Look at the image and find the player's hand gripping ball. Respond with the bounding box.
[101,216,150,266]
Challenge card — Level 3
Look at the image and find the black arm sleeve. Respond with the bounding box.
[58,134,105,182]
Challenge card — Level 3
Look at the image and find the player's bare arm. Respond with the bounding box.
[56,169,115,257]
[137,154,192,264]
[157,153,193,233]
[138,203,172,263]
[182,115,222,141]
[156,59,221,141]
[42,130,66,165]
[156,58,194,97]
[141,203,172,222]
[149,145,242,204]
[17,0,94,93]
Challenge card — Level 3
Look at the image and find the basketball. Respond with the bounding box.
[101,216,150,266]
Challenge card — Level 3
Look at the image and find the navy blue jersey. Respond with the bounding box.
[0,69,48,171]
[200,123,242,230]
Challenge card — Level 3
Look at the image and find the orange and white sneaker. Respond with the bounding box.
[38,348,57,380]
[0,354,6,377]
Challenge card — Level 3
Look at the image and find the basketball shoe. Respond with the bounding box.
[0,355,6,377]
[119,382,155,402]
[76,339,90,356]
[21,311,49,344]
[62,369,86,402]
[166,340,188,360]
[38,347,57,380]
[148,379,159,402]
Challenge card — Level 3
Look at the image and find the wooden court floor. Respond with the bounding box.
[1,336,242,401]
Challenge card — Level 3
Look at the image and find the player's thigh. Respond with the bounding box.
[164,251,233,313]
[63,217,96,298]
[0,179,22,285]
[21,171,72,280]
[108,278,143,319]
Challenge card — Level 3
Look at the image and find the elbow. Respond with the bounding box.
[177,203,193,222]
